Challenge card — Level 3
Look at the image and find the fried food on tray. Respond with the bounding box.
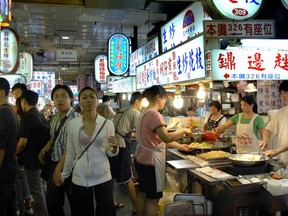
[189,141,213,149]
[198,150,230,159]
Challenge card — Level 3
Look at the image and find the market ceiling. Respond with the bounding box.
[9,0,288,83]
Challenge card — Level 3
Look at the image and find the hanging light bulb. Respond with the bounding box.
[141,98,149,107]
[173,85,183,108]
[197,83,206,99]
[173,95,184,109]
[245,83,257,92]
[122,93,127,100]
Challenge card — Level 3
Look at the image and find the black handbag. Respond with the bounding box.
[40,116,68,181]
[66,119,107,194]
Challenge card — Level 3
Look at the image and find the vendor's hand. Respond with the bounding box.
[214,127,221,135]
[38,149,48,165]
[181,128,193,137]
[52,167,63,186]
[178,144,193,152]
[259,140,268,150]
[264,149,278,158]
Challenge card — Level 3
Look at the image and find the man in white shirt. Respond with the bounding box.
[109,92,143,214]
[260,80,288,164]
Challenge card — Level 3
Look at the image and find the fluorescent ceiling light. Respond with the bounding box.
[62,36,70,40]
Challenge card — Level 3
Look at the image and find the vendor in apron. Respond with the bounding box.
[215,95,265,154]
[133,85,192,216]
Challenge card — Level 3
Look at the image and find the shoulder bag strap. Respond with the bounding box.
[50,115,68,149]
[74,118,107,164]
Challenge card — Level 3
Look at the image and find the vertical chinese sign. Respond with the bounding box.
[0,27,19,74]
[16,52,33,82]
[257,81,283,113]
[95,54,109,83]
[76,75,87,92]
[108,33,130,76]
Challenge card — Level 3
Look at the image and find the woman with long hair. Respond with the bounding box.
[134,85,192,216]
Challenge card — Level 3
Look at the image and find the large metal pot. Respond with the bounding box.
[192,132,204,142]
[228,154,270,167]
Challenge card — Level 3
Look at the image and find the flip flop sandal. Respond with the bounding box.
[114,202,125,210]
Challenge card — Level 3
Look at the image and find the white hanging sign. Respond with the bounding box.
[16,52,33,82]
[94,55,109,83]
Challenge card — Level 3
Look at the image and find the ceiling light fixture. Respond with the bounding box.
[62,36,69,40]
[173,85,183,109]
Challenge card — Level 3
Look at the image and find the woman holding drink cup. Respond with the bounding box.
[60,86,118,216]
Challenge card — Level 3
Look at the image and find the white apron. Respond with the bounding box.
[236,113,259,154]
[135,109,166,192]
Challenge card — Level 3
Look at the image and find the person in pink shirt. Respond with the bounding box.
[134,85,192,216]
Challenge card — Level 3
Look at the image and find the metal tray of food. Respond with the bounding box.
[189,141,232,150]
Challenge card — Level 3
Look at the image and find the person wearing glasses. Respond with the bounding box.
[259,81,288,163]
[134,85,192,216]
[38,85,80,216]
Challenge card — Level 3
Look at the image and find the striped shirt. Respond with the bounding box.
[50,107,81,162]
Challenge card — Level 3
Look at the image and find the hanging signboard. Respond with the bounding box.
[76,75,87,92]
[0,74,26,88]
[112,77,136,93]
[0,27,19,74]
[56,49,77,61]
[87,73,97,89]
[204,20,275,39]
[106,76,123,91]
[130,36,159,76]
[108,33,130,75]
[94,54,109,83]
[32,71,55,97]
[208,49,288,80]
[257,81,283,114]
[16,52,33,82]
[0,0,12,23]
[281,0,288,9]
[161,2,211,52]
[27,80,44,96]
[202,0,264,20]
[136,34,205,90]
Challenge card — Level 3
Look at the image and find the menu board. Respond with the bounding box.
[32,71,55,98]
[136,34,205,90]
[257,81,284,113]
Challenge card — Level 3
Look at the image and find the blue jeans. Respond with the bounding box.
[25,169,48,216]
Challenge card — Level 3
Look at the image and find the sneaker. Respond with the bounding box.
[25,207,33,215]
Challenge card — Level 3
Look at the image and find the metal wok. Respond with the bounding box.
[228,154,270,167]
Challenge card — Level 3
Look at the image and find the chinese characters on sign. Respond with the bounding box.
[95,55,109,83]
[56,49,77,61]
[161,2,210,52]
[16,52,33,82]
[27,80,43,96]
[32,71,55,97]
[257,81,283,113]
[112,77,136,93]
[136,35,205,90]
[130,37,159,76]
[106,76,123,91]
[108,33,130,75]
[0,28,19,74]
[204,20,275,38]
[209,49,288,80]
[206,0,263,20]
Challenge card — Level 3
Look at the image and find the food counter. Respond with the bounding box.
[166,147,288,215]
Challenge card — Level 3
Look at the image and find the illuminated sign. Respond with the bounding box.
[202,0,264,20]
[136,34,205,90]
[0,28,19,74]
[16,52,33,82]
[32,71,55,97]
[208,49,288,80]
[0,74,26,88]
[130,37,159,76]
[204,20,275,39]
[108,33,130,75]
[112,77,136,93]
[160,2,211,52]
[0,0,12,23]
[94,55,109,83]
[106,76,123,91]
[282,0,288,9]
